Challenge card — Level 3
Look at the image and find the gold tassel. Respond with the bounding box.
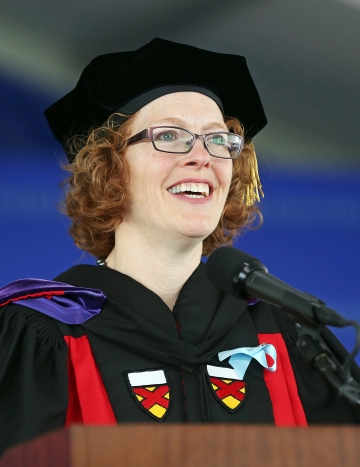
[244,153,264,207]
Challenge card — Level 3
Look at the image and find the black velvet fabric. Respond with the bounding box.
[44,38,267,157]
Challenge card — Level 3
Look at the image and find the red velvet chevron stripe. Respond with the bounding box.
[64,335,117,425]
[258,333,307,427]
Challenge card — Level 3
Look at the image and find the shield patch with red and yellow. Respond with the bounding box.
[207,365,247,413]
[125,369,171,421]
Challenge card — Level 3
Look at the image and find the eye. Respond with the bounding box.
[208,134,226,145]
[154,130,179,142]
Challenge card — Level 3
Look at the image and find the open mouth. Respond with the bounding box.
[167,182,211,198]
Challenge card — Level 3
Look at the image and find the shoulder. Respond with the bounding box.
[0,271,107,331]
[0,301,72,344]
[248,300,298,345]
[54,264,121,292]
[54,264,100,285]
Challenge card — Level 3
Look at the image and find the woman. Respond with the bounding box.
[0,38,358,455]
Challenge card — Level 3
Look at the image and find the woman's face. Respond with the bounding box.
[122,92,233,245]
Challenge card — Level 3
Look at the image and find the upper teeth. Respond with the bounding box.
[168,182,210,197]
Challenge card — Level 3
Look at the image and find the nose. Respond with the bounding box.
[182,136,211,168]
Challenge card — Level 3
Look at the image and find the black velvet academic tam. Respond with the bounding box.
[44,38,267,158]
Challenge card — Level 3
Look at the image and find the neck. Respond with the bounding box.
[105,222,203,310]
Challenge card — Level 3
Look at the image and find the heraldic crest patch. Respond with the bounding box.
[125,369,171,421]
[206,364,247,413]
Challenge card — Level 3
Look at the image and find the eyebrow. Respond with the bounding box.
[152,117,227,132]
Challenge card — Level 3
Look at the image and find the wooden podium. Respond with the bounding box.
[1,425,360,467]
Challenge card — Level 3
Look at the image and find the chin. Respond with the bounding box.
[179,224,217,241]
[171,215,219,241]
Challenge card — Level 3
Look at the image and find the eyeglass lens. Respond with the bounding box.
[152,127,242,159]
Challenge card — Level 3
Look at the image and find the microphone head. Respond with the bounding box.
[206,246,267,297]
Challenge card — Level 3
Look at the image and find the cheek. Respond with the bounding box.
[219,162,233,192]
[125,148,153,193]
[126,150,174,201]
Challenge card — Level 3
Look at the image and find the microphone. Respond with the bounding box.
[206,246,347,327]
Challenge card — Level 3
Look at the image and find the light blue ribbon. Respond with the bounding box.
[218,343,277,380]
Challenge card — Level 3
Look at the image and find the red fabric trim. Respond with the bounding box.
[258,333,308,427]
[64,335,117,426]
[0,290,65,307]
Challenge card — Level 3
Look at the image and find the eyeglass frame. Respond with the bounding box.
[125,126,244,160]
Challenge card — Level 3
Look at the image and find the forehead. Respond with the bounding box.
[132,91,225,131]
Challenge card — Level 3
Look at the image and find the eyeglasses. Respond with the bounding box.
[126,126,244,159]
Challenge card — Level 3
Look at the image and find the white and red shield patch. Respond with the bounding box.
[125,369,171,421]
[207,365,247,413]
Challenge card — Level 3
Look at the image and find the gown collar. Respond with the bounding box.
[54,262,250,365]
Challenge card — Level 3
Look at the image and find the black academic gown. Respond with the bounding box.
[0,262,359,456]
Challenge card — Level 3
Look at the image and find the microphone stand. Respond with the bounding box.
[280,290,360,406]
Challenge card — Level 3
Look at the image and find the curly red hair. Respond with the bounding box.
[62,114,262,258]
